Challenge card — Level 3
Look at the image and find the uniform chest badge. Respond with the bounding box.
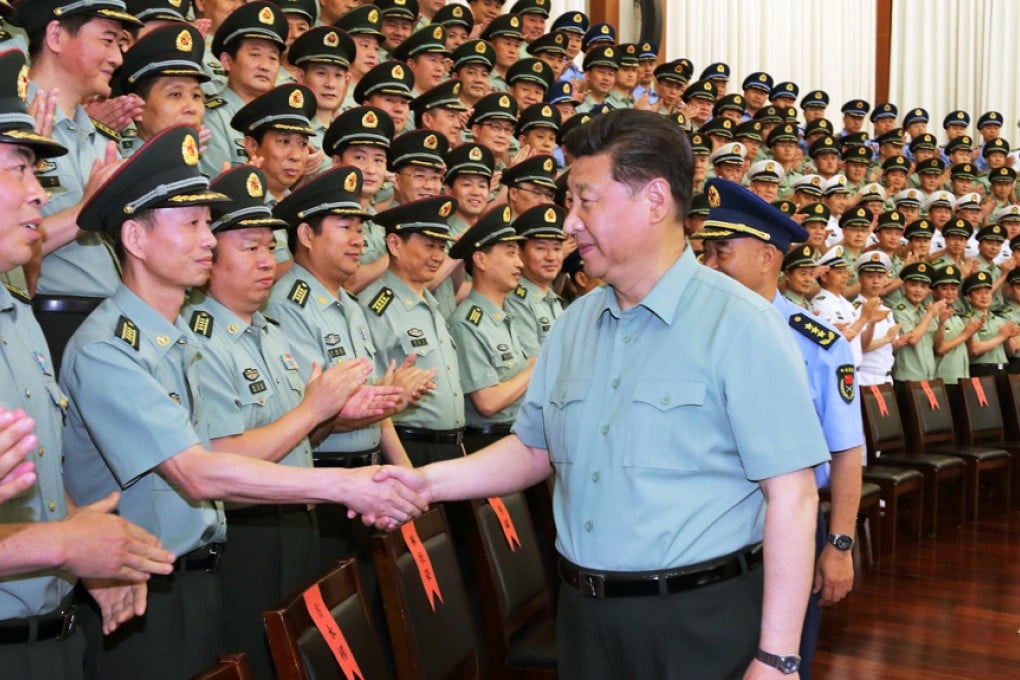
[324,333,341,346]
[280,353,299,371]
[837,364,856,404]
[243,368,260,381]
[34,352,51,376]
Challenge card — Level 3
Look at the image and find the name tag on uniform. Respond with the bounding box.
[249,380,267,395]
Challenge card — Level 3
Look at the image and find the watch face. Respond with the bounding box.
[830,533,854,551]
[780,656,800,674]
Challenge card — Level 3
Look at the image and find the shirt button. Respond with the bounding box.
[660,395,671,406]
[584,521,593,532]
[611,378,620,389]
[592,471,600,483]
[48,501,56,512]
[38,447,44,456]
[622,335,631,343]
[600,424,609,435]
[24,389,30,398]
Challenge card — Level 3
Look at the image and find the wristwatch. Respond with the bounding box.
[827,533,855,551]
[755,649,801,675]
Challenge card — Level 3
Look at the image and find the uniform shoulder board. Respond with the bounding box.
[91,119,121,141]
[0,30,12,41]
[263,313,280,326]
[3,281,30,304]
[514,284,528,299]
[467,305,484,326]
[896,303,907,311]
[788,313,837,350]
[115,315,140,351]
[368,287,394,316]
[206,96,227,109]
[189,310,214,338]
[288,280,311,307]
[852,299,862,310]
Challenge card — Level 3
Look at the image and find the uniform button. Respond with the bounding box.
[622,335,631,343]
[38,447,44,456]
[24,389,30,398]
[275,378,280,384]
[1,336,6,344]
[600,424,609,435]
[660,395,671,405]
[592,471,600,483]
[48,501,56,512]
[611,378,620,389]
[584,521,593,532]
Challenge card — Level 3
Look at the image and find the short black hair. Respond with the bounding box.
[288,214,324,255]
[563,109,693,219]
[27,14,92,60]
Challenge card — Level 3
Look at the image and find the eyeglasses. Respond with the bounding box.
[398,171,443,185]
[515,185,556,201]
[481,121,515,134]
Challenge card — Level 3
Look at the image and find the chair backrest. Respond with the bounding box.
[860,383,908,462]
[191,654,254,680]
[371,507,479,680]
[468,493,552,663]
[1000,373,1020,440]
[955,375,1005,445]
[903,379,957,451]
[263,559,390,680]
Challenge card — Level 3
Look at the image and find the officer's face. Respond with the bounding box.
[208,227,277,311]
[553,101,576,121]
[520,14,546,42]
[60,17,124,98]
[713,162,743,183]
[472,119,514,155]
[858,270,889,298]
[388,232,447,285]
[422,107,464,148]
[248,131,310,197]
[285,15,311,50]
[447,174,490,218]
[743,88,767,109]
[927,206,951,228]
[137,76,205,140]
[968,287,993,310]
[509,81,545,109]
[470,0,503,27]
[842,113,864,132]
[804,222,827,249]
[770,140,798,163]
[636,59,655,86]
[785,266,817,297]
[898,205,919,222]
[297,64,349,114]
[945,234,967,255]
[521,127,557,155]
[876,227,903,250]
[444,27,469,53]
[700,237,771,293]
[366,93,410,130]
[978,239,1001,261]
[844,161,867,182]
[906,237,930,259]
[420,0,447,16]
[338,145,388,198]
[748,180,778,203]
[0,145,47,273]
[453,64,491,102]
[933,282,958,305]
[564,33,582,59]
[492,36,523,69]
[903,280,930,304]
[319,0,359,22]
[509,182,554,215]
[814,152,840,175]
[351,36,380,77]
[133,206,217,288]
[802,106,825,122]
[615,64,638,90]
[842,225,869,249]
[884,169,906,190]
[306,214,365,280]
[194,0,245,32]
[380,17,413,52]
[586,66,616,97]
[992,180,1015,200]
[819,266,849,294]
[655,80,682,107]
[409,53,449,91]
[474,241,523,292]
[979,124,1001,143]
[872,117,895,135]
[394,166,444,203]
[222,39,281,99]
[520,238,564,286]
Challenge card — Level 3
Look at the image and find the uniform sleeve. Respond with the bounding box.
[511,323,554,450]
[195,344,246,441]
[813,338,865,453]
[450,319,501,394]
[721,307,831,480]
[65,342,201,488]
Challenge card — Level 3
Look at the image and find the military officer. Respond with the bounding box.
[468,91,519,169]
[891,262,945,382]
[334,5,386,112]
[931,264,978,385]
[503,154,558,217]
[480,13,524,92]
[352,60,416,134]
[504,204,566,357]
[448,204,533,452]
[782,245,819,311]
[363,197,468,464]
[963,271,1020,375]
[391,23,449,96]
[576,45,619,113]
[412,79,469,149]
[60,127,426,680]
[449,38,496,109]
[551,10,588,85]
[506,57,555,111]
[200,1,289,178]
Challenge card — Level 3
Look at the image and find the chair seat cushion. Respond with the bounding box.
[862,465,923,484]
[876,453,967,470]
[861,482,882,501]
[930,445,1009,461]
[507,615,556,668]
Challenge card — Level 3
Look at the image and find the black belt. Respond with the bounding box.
[559,544,764,599]
[395,425,464,446]
[225,504,311,519]
[0,597,78,644]
[313,448,380,468]
[465,423,512,437]
[172,542,224,574]
[31,295,103,315]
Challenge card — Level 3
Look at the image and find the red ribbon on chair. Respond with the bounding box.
[302,584,365,680]
[400,522,444,611]
[487,497,522,551]
[869,385,889,417]
[920,380,939,410]
[971,377,989,406]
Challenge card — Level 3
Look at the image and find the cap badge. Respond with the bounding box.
[433,26,443,39]
[814,204,824,214]
[246,172,264,197]
[288,88,305,108]
[182,134,199,166]
[258,6,275,24]
[176,29,192,52]
[468,146,482,161]
[439,200,453,217]
[871,252,880,262]
[502,206,511,221]
[544,207,556,223]
[16,65,28,103]
[392,64,405,79]
[452,6,463,16]
[363,110,378,127]
[600,25,609,34]
[368,8,379,22]
[344,171,358,193]
[541,105,551,116]
[573,13,581,21]
[498,95,510,108]
[706,185,720,208]
[532,61,542,73]
[543,158,553,172]
[475,40,486,54]
[510,16,519,27]
[424,134,438,149]
[324,31,339,47]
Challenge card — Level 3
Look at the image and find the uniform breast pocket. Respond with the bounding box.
[546,379,590,464]
[399,334,436,361]
[237,378,276,421]
[284,373,305,398]
[622,380,706,471]
[45,383,69,426]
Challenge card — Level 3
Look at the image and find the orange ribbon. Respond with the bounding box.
[302,583,365,680]
[971,377,989,407]
[869,385,888,417]
[400,521,444,611]
[920,380,939,410]
[487,497,522,551]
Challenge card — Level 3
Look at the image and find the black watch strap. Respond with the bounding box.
[755,649,801,675]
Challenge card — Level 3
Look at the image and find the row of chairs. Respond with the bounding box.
[195,491,557,680]
[852,374,1020,559]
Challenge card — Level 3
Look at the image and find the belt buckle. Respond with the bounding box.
[58,606,78,641]
[581,572,605,598]
[206,544,222,573]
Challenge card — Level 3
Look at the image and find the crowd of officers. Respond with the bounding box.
[0,0,1018,678]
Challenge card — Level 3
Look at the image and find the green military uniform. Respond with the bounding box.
[434,212,472,319]
[200,87,249,177]
[782,290,814,311]
[504,277,563,356]
[892,300,937,380]
[934,311,969,384]
[201,42,227,97]
[968,310,1009,369]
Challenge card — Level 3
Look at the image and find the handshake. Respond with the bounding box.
[344,464,433,531]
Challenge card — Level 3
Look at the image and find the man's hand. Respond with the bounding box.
[81,142,126,206]
[303,359,374,422]
[303,147,326,177]
[814,544,854,606]
[28,88,58,139]
[84,580,147,635]
[61,492,175,581]
[381,354,437,411]
[82,94,145,132]
[0,408,37,503]
[340,465,430,529]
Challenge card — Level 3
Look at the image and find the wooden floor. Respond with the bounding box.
[813,505,1020,679]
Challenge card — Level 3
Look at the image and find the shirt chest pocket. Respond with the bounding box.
[45,383,69,426]
[622,380,706,471]
[546,378,591,464]
[399,333,436,359]
[236,375,277,412]
[491,345,521,379]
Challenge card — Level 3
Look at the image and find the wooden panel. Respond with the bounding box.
[875,0,893,103]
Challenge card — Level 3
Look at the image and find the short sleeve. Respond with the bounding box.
[450,321,500,394]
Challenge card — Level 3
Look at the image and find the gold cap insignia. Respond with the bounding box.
[433,26,443,39]
[707,185,720,208]
[555,34,563,44]
[169,0,181,6]
[730,143,740,154]
[452,6,463,16]
[544,207,556,222]
[600,25,609,34]
[574,13,582,22]
[785,83,793,91]
[439,200,453,217]
[716,64,725,73]
[871,252,880,261]
[182,134,199,165]
[541,105,551,116]
[502,206,511,221]
[605,47,614,57]
[722,120,731,129]
[344,171,358,192]
[766,161,775,172]
[392,64,405,79]
[946,266,955,275]
[368,8,379,22]
[498,95,510,108]
[246,171,263,197]
[176,29,192,52]
[915,108,922,115]
[510,16,519,27]
[824,136,833,145]
[563,83,571,93]
[892,211,900,219]
[16,65,27,103]
[395,0,405,5]
[452,82,461,95]
[258,6,275,24]
[424,133,438,149]
[288,88,304,108]
[543,158,553,172]
[626,45,635,54]
[814,204,824,214]
[475,40,486,54]
[532,61,542,73]
[918,264,926,272]
[468,146,482,160]
[363,110,378,127]
[324,31,339,47]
